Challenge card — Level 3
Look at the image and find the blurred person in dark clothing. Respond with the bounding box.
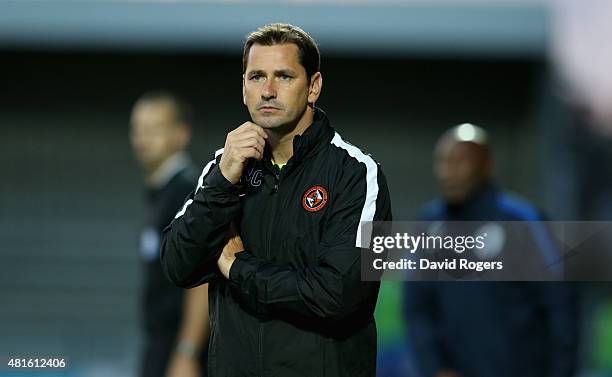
[403,124,578,377]
[130,91,209,377]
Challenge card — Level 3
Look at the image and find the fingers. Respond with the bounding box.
[230,122,267,141]
[231,131,267,150]
[219,121,268,184]
[222,233,244,255]
[227,122,266,161]
[238,146,263,161]
[239,121,268,140]
[233,136,265,152]
[234,139,264,158]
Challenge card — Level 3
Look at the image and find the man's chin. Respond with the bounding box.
[253,115,285,130]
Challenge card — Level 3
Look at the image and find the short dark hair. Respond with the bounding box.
[243,23,321,80]
[135,90,193,127]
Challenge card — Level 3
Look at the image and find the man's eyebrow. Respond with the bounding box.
[275,69,297,76]
[246,68,299,77]
[246,69,266,77]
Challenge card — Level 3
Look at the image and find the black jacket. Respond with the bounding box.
[161,108,392,377]
[139,162,209,377]
[141,163,199,336]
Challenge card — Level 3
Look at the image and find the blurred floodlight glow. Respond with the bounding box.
[454,123,488,144]
[457,124,476,141]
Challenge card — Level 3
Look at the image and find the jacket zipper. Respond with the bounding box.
[259,169,280,377]
[266,170,281,260]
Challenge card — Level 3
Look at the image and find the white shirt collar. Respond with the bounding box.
[148,152,190,189]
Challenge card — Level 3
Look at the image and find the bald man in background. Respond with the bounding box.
[130,91,209,377]
[403,124,578,377]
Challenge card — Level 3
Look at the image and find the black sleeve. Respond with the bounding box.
[228,163,392,320]
[160,153,241,288]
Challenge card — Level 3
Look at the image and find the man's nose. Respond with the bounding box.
[261,79,277,100]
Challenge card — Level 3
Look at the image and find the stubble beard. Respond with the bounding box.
[251,105,308,139]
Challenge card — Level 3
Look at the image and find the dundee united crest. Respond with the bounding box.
[302,185,328,212]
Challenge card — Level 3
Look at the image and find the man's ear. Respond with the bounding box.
[308,72,322,104]
[242,74,247,105]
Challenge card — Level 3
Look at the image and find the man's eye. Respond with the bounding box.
[278,75,293,81]
[250,75,264,81]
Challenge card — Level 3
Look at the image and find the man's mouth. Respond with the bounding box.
[259,106,280,112]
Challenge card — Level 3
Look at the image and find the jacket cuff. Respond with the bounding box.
[204,165,241,195]
[229,251,256,287]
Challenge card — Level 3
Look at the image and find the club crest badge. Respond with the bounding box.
[302,185,328,212]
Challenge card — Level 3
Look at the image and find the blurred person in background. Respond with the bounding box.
[403,124,578,377]
[130,91,209,377]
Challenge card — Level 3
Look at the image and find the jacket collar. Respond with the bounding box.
[147,152,190,189]
[290,106,334,163]
[262,106,334,171]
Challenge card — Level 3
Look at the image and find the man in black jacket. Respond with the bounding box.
[130,91,209,377]
[160,23,392,377]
